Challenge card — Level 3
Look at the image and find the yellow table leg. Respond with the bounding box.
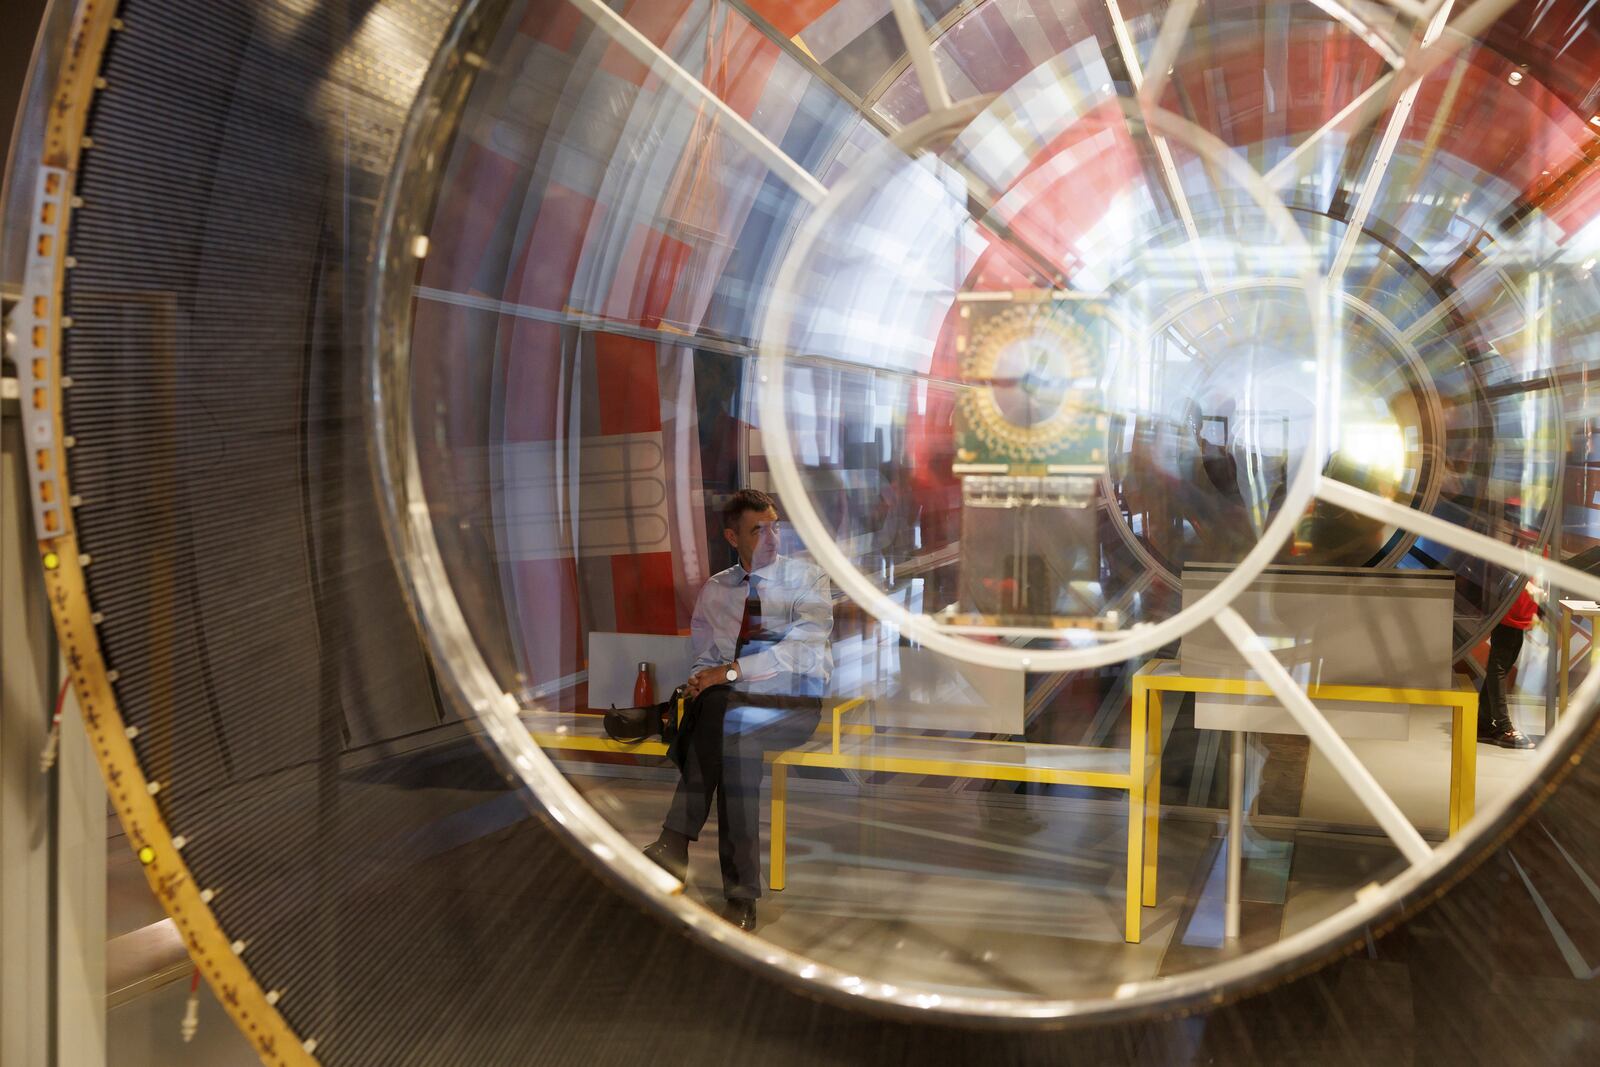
[1560,606,1571,718]
[1143,689,1161,908]
[1448,695,1477,836]
[770,761,787,891]
[1125,681,1146,944]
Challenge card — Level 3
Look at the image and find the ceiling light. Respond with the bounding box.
[1583,257,1596,271]
[1590,115,1600,127]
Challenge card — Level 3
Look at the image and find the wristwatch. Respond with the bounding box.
[724,665,739,683]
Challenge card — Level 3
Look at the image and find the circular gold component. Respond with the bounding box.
[958,303,1102,461]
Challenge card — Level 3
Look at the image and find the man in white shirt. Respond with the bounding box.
[643,489,834,930]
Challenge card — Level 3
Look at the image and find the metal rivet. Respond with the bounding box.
[230,940,246,955]
[106,668,119,682]
[146,781,161,795]
[172,835,186,850]
[265,990,281,1006]
[125,725,138,739]
[200,888,215,904]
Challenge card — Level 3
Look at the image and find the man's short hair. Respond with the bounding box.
[722,488,776,530]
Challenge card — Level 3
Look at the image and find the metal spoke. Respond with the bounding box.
[1213,608,1433,865]
[1264,0,1518,192]
[890,0,953,112]
[1105,0,1213,290]
[1327,0,1455,285]
[1317,476,1600,604]
[1136,0,1199,110]
[565,0,827,204]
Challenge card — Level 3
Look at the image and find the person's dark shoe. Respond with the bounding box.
[642,835,688,881]
[724,898,757,932]
[1479,726,1535,750]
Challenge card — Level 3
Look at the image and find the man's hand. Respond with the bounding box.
[684,663,734,699]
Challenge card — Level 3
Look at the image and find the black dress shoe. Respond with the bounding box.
[724,899,757,931]
[642,839,688,881]
[1479,726,1535,750]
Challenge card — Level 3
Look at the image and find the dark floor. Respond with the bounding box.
[102,719,1600,1066]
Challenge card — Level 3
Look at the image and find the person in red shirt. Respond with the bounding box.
[1479,584,1540,749]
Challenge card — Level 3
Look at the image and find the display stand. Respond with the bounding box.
[1557,599,1600,718]
[1132,661,1478,941]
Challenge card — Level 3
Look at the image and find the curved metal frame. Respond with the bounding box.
[16,1,316,1062]
[365,0,1600,1028]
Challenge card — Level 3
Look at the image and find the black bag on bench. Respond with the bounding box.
[603,686,683,744]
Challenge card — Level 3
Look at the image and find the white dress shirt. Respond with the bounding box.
[689,554,834,698]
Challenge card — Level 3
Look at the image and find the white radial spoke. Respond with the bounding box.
[1264,0,1519,192]
[1214,608,1433,866]
[1136,0,1198,109]
[1327,0,1454,284]
[565,0,827,205]
[1105,0,1213,290]
[891,0,954,112]
[1318,476,1600,604]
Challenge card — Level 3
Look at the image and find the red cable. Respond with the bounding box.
[53,676,69,726]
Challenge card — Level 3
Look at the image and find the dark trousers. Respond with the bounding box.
[1479,622,1525,733]
[663,686,821,900]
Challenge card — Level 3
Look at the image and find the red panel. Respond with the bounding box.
[611,552,681,635]
[521,0,584,50]
[500,319,565,443]
[513,557,584,687]
[743,0,841,39]
[509,182,604,309]
[593,333,662,436]
[601,221,693,327]
[716,21,781,120]
[603,0,698,86]
[419,142,521,292]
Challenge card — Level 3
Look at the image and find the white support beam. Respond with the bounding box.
[1136,0,1198,110]
[1214,607,1433,866]
[1265,0,1518,192]
[1105,0,1214,290]
[890,0,952,113]
[564,0,827,204]
[1327,0,1455,285]
[1318,476,1600,603]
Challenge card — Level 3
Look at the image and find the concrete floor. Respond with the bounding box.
[97,704,1544,1062]
[573,765,1403,999]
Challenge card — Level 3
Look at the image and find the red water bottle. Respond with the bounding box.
[633,661,653,706]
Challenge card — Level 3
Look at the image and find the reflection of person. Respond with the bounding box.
[642,489,834,930]
[1479,583,1541,749]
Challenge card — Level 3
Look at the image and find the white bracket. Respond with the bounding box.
[15,165,68,541]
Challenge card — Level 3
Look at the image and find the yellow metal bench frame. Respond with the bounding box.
[1132,660,1479,835]
[768,697,1161,943]
[530,661,1475,947]
[531,696,1160,941]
